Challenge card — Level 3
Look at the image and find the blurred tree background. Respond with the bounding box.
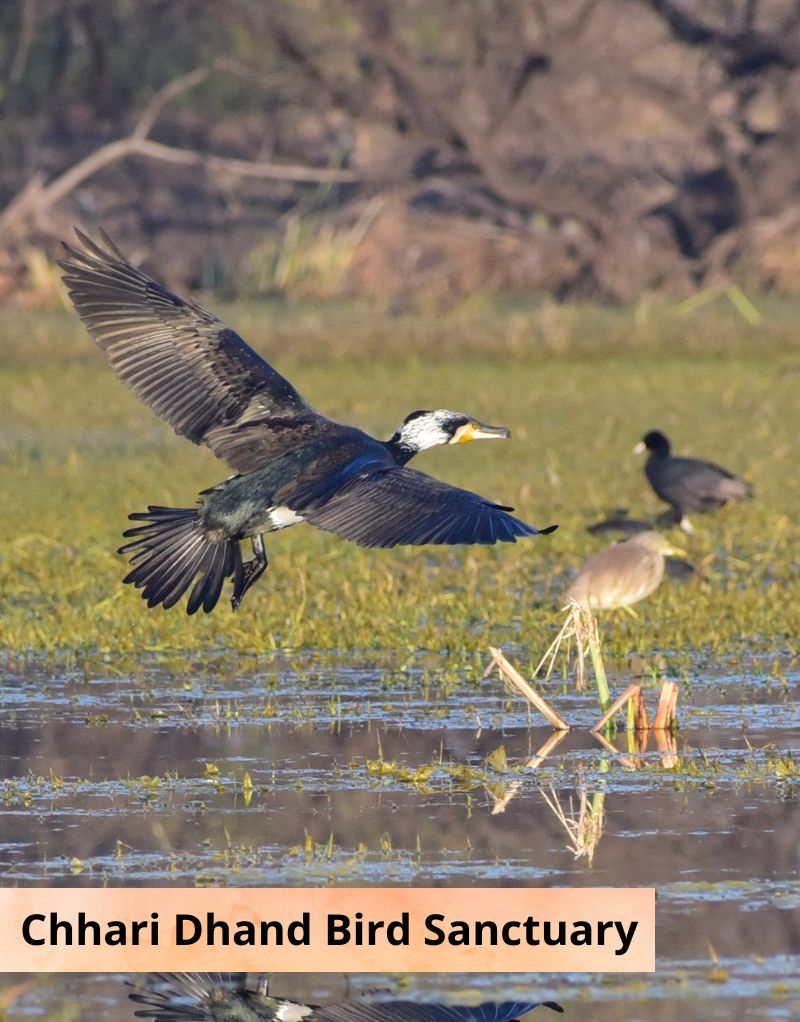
[2,0,800,302]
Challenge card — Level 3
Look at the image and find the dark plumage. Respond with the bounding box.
[129,974,312,1022]
[60,231,556,614]
[635,430,753,533]
[128,974,563,1022]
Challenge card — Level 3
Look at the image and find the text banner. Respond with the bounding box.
[0,887,654,972]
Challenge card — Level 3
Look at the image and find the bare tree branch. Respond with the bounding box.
[0,63,357,238]
[130,66,214,141]
[4,0,800,299]
[349,9,610,232]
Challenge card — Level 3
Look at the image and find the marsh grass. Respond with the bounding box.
[244,204,384,298]
[1,297,798,669]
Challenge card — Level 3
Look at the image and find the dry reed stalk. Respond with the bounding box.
[486,647,570,730]
[592,729,639,769]
[572,608,586,692]
[489,781,521,815]
[524,729,569,768]
[653,681,679,730]
[592,683,643,733]
[532,611,578,684]
[563,601,611,708]
[634,687,650,731]
[487,603,607,708]
[489,731,571,814]
[653,729,679,768]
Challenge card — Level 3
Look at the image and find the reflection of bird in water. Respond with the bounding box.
[128,974,563,1022]
[129,974,312,1022]
[564,531,686,611]
[60,233,556,615]
[585,510,699,582]
[634,430,753,534]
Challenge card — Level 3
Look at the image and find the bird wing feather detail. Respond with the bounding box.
[128,973,250,1021]
[128,977,560,1022]
[311,1003,562,1022]
[304,466,554,548]
[59,231,320,470]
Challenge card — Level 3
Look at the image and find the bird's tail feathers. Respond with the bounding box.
[723,476,754,501]
[119,506,241,614]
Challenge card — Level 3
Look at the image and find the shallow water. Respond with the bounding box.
[1,653,798,1019]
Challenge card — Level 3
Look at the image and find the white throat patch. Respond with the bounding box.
[398,410,458,451]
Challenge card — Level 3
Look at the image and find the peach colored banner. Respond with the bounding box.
[0,888,654,972]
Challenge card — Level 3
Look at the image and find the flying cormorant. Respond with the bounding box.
[60,233,556,614]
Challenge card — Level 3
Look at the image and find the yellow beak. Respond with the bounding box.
[450,421,512,444]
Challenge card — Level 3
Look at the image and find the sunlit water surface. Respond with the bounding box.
[1,652,798,1020]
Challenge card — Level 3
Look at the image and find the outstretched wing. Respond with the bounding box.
[60,231,321,471]
[311,1003,563,1022]
[127,974,312,1022]
[304,466,557,547]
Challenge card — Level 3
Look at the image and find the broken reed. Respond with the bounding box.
[568,601,611,713]
[486,646,569,730]
[487,601,679,737]
[485,601,612,726]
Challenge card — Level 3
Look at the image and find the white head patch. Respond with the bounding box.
[397,410,464,452]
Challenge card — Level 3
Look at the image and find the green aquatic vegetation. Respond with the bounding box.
[1,299,798,667]
[0,765,257,813]
[364,756,488,793]
[742,743,799,781]
[362,742,524,794]
[485,745,508,771]
[645,741,799,791]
